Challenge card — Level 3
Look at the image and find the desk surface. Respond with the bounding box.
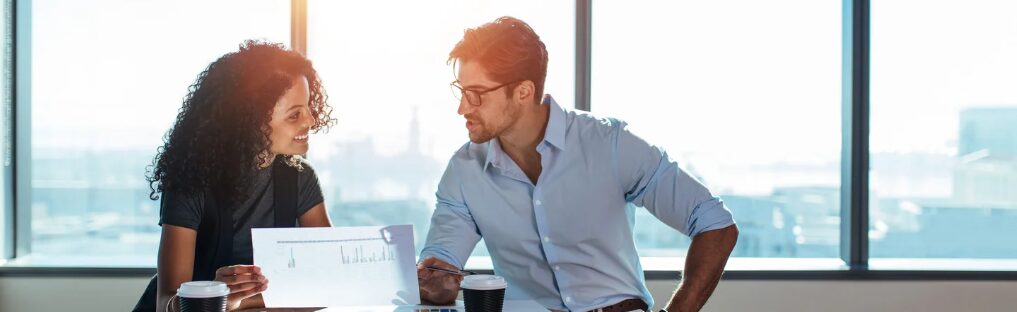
[238,299,546,312]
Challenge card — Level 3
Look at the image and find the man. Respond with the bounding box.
[417,16,738,312]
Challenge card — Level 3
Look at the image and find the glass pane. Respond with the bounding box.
[870,0,1017,261]
[29,0,288,266]
[306,1,574,261]
[593,0,842,258]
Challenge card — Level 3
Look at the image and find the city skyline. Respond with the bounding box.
[20,106,1017,266]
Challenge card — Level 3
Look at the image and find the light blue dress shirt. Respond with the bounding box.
[421,95,735,311]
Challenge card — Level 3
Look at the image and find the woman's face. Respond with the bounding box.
[267,75,313,156]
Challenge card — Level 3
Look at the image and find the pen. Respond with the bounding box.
[425,266,477,276]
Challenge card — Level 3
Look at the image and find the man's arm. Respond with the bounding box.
[665,224,738,312]
[417,159,482,304]
[611,122,738,311]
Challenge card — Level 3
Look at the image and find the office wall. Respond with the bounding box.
[1,276,1015,312]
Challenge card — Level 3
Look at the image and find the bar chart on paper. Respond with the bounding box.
[252,225,420,308]
[278,238,397,268]
[337,241,396,264]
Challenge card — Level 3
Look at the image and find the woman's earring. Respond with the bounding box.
[257,150,273,169]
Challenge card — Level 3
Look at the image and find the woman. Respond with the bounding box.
[134,40,335,312]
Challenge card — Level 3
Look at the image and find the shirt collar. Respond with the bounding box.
[484,137,501,171]
[541,94,567,150]
[483,94,568,171]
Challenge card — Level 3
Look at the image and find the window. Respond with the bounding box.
[305,0,574,261]
[592,0,842,259]
[869,0,1017,265]
[26,0,289,266]
[7,0,1015,274]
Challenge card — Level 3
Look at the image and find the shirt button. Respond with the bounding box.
[534,200,542,205]
[565,296,572,303]
[543,236,550,243]
[554,265,561,271]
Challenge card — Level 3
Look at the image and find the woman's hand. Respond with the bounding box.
[213,265,268,310]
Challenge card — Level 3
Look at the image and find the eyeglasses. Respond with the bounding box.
[450,80,522,106]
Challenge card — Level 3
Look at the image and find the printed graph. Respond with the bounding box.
[339,244,395,264]
[276,238,398,268]
[252,225,420,307]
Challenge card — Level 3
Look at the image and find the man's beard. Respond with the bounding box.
[467,102,520,144]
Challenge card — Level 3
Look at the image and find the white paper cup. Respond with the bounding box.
[177,281,229,312]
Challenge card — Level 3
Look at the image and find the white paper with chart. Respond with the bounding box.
[252,225,420,307]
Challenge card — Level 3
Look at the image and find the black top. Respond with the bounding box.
[159,162,324,264]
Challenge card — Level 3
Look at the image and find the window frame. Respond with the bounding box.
[0,0,14,261]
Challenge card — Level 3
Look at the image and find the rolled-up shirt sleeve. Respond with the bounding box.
[420,160,482,269]
[612,121,735,237]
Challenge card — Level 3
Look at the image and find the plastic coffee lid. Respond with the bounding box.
[460,274,507,290]
[177,281,229,298]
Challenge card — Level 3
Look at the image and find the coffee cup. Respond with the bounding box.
[460,275,507,312]
[177,281,229,312]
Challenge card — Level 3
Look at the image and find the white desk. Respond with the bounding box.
[239,299,546,312]
[324,299,545,311]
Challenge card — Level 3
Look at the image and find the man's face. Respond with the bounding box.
[454,61,521,144]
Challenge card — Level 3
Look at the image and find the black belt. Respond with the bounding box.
[591,298,649,312]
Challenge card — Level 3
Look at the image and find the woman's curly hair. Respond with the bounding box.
[146,40,335,202]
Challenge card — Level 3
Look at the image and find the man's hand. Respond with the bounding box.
[417,257,464,305]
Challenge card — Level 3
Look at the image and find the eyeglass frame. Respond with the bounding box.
[450,79,525,106]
